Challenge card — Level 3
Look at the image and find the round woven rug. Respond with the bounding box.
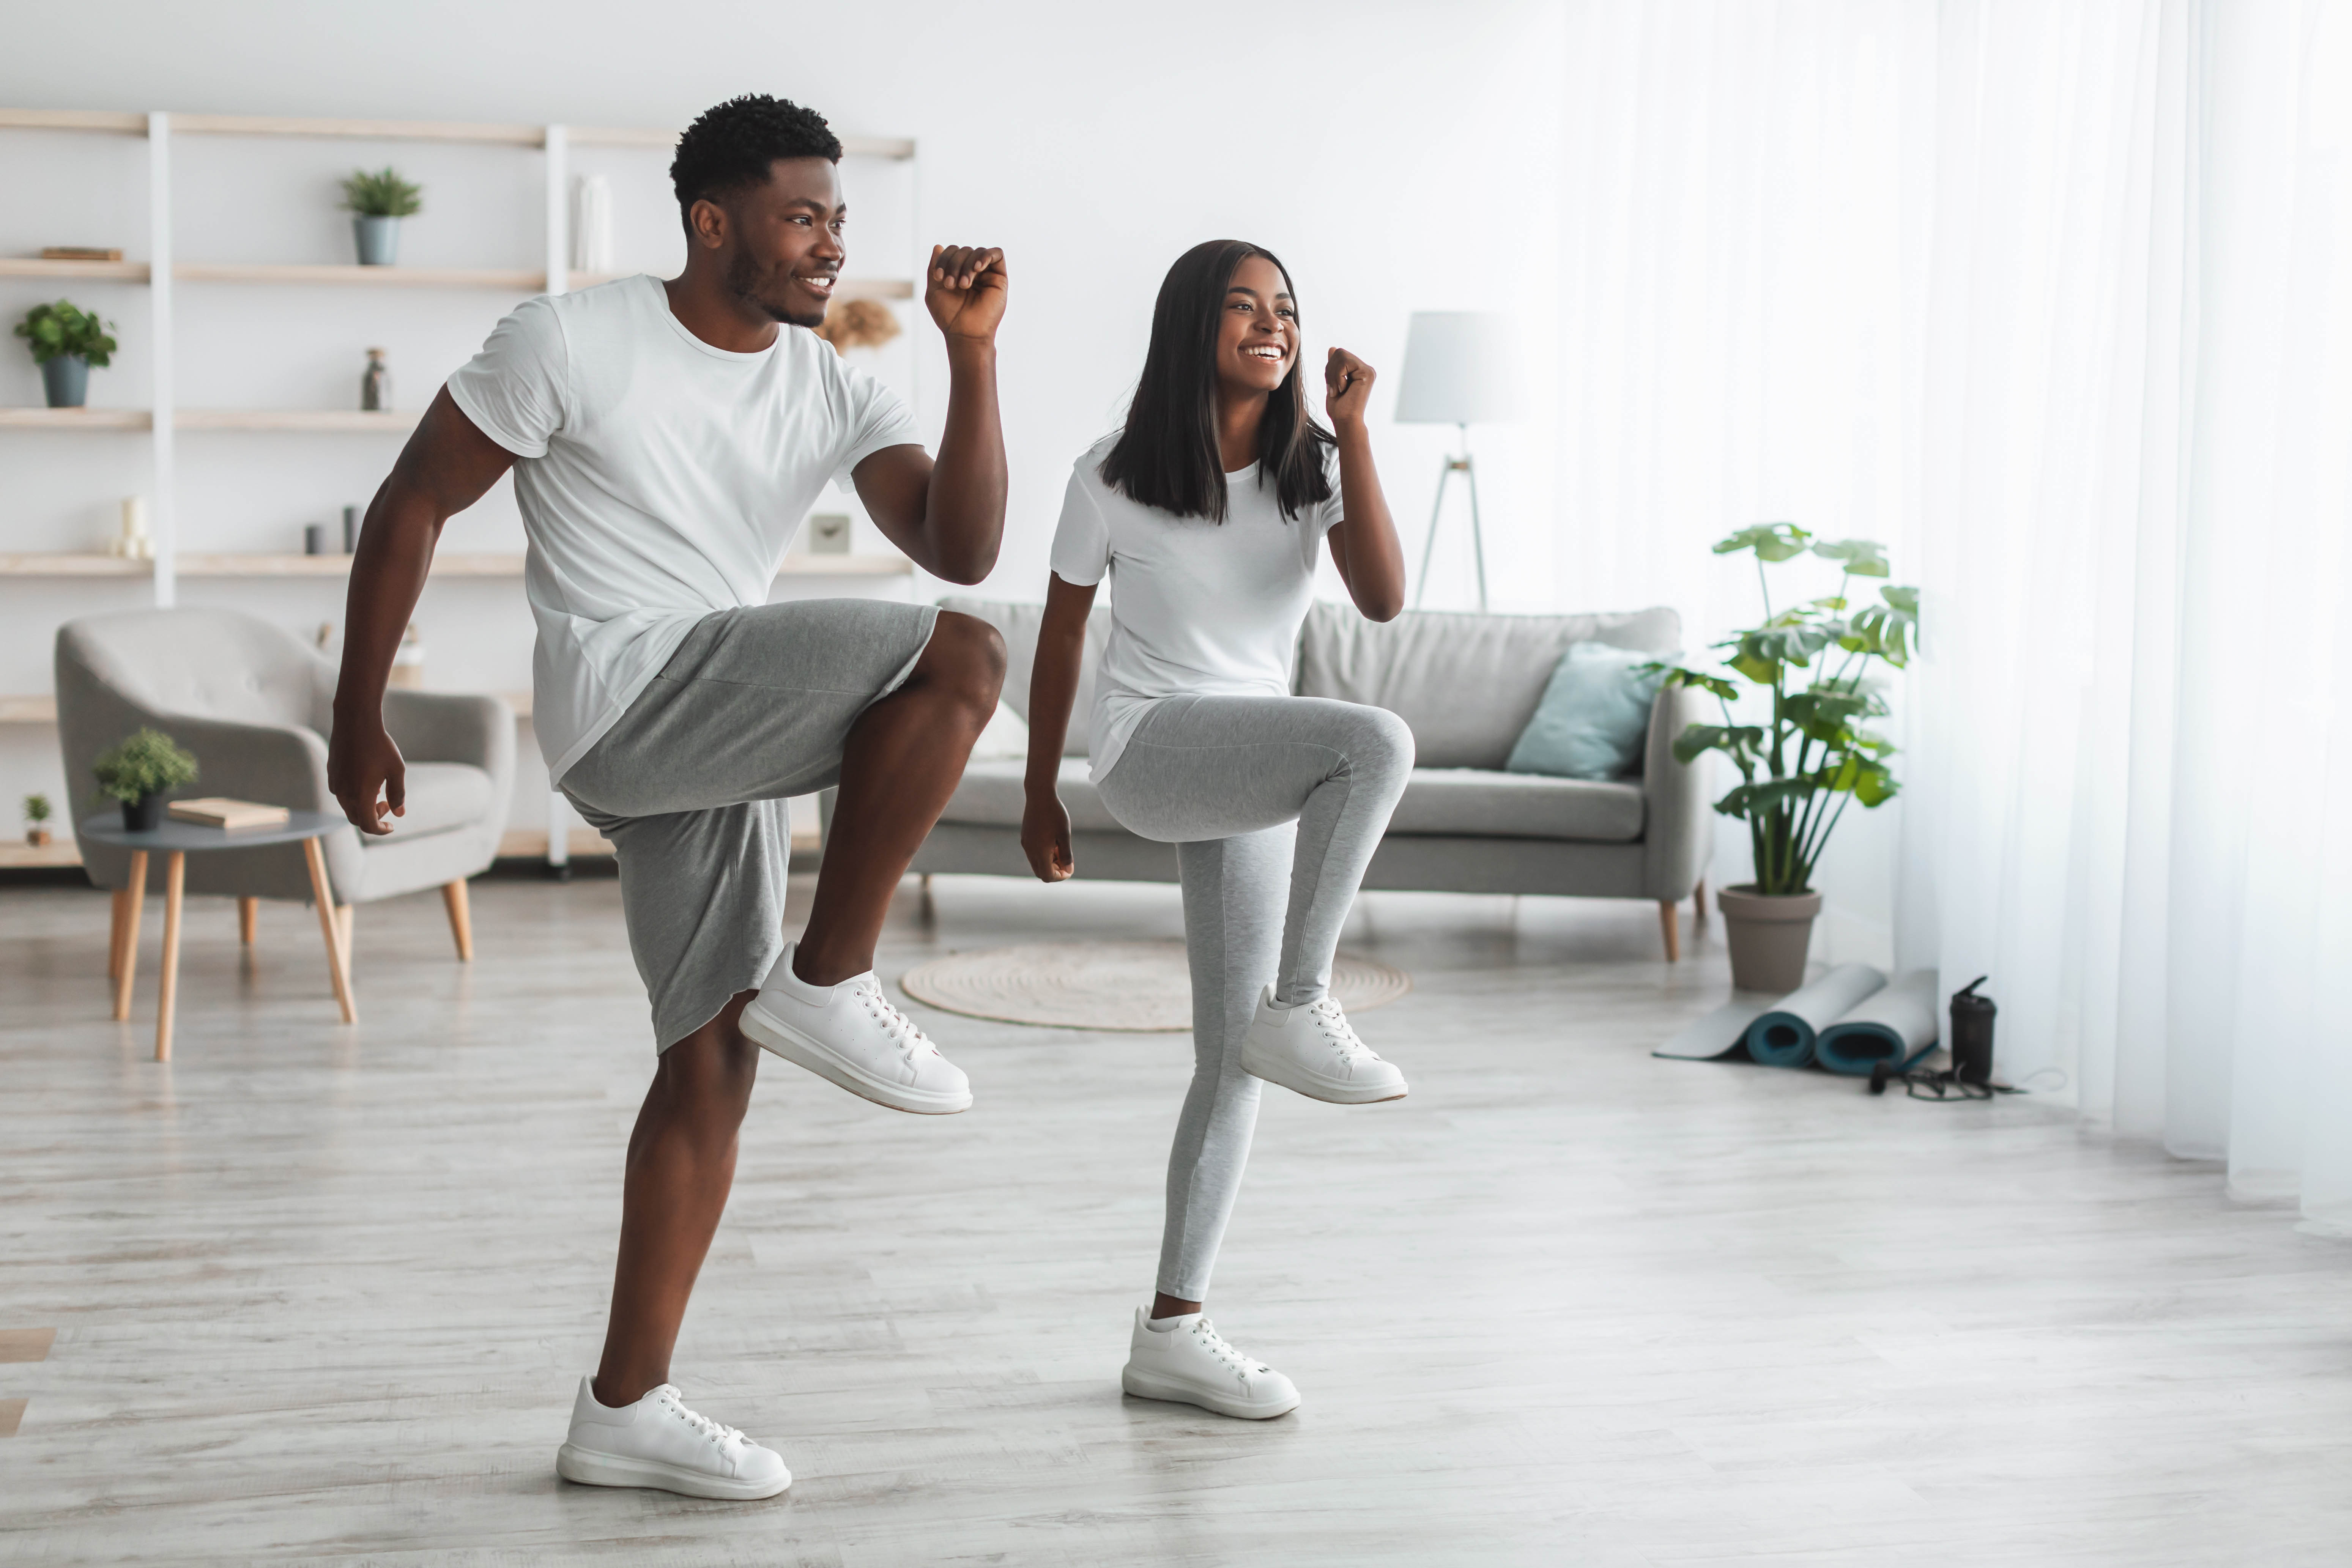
[898,940,1412,1032]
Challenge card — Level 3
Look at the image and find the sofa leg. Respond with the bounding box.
[238,896,258,946]
[442,880,474,962]
[1659,900,1681,963]
[1692,879,1708,927]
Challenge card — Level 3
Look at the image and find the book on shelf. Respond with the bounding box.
[40,246,124,262]
[167,798,291,830]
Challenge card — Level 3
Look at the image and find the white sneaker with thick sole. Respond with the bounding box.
[1120,1309,1301,1420]
[739,942,972,1115]
[554,1376,790,1500]
[1239,986,1408,1104]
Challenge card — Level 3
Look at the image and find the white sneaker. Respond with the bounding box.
[554,1376,790,1500]
[1120,1308,1301,1420]
[740,941,972,1115]
[1240,986,1408,1104]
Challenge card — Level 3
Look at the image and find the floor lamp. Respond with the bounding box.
[1394,311,1519,611]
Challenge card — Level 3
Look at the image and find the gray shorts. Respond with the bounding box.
[561,598,939,1052]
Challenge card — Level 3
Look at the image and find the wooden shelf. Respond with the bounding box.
[176,409,421,433]
[0,553,150,575]
[0,257,151,281]
[0,109,147,135]
[0,836,82,869]
[175,262,545,290]
[0,694,55,723]
[0,407,151,429]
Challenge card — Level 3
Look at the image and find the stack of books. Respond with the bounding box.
[166,798,291,830]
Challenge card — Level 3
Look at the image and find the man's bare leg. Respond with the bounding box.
[592,992,760,1407]
[793,610,1005,986]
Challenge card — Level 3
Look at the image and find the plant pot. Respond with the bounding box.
[41,354,89,408]
[120,793,164,834]
[353,214,402,266]
[1715,883,1823,994]
[24,825,49,847]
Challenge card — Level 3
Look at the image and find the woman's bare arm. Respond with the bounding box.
[1019,571,1097,881]
[1319,347,1406,622]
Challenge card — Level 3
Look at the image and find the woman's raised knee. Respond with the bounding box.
[1345,705,1416,784]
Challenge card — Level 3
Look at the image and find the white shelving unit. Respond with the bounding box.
[2,106,920,869]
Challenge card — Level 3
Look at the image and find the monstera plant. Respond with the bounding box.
[1647,524,1919,990]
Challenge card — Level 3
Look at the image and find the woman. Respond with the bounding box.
[1021,239,1415,1420]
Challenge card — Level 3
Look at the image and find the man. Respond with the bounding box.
[327,94,1008,1500]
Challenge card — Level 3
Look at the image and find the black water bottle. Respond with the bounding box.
[1950,977,1996,1086]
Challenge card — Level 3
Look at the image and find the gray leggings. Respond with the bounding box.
[1095,694,1414,1299]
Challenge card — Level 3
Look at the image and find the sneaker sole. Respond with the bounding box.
[739,999,973,1116]
[1240,1039,1408,1105]
[556,1441,790,1500]
[1121,1366,1300,1420]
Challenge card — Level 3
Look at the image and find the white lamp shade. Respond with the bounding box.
[1393,311,1520,425]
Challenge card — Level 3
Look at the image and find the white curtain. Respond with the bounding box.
[1558,0,2352,1231]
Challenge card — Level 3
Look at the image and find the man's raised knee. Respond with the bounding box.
[928,610,1007,717]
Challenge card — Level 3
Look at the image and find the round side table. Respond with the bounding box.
[79,811,356,1061]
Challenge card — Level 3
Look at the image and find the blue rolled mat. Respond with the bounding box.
[1814,969,1942,1075]
[1742,963,1888,1068]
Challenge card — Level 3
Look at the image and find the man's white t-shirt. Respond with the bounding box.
[1049,433,1343,780]
[446,275,919,781]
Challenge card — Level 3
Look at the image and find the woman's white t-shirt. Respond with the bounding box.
[446,275,919,781]
[1048,433,1343,780]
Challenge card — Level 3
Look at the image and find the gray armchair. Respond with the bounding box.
[55,607,515,963]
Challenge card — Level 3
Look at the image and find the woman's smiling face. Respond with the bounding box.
[1215,254,1298,404]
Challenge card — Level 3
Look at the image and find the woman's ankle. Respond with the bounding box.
[1150,1292,1203,1321]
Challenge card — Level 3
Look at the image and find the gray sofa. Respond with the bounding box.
[55,608,515,924]
[906,597,1713,958]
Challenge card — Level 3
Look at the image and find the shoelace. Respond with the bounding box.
[1304,997,1380,1063]
[654,1385,745,1450]
[853,979,937,1060]
[1190,1319,1271,1378]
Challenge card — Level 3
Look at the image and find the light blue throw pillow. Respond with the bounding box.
[1504,642,1670,780]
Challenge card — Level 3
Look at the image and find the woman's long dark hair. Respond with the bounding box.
[1100,239,1336,522]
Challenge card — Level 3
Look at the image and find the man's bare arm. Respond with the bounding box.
[851,244,1008,584]
[328,387,518,833]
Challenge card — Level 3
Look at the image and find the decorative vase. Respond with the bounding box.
[120,793,164,833]
[353,214,402,266]
[1716,883,1823,993]
[41,354,89,408]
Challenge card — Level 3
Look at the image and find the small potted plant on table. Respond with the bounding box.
[93,728,199,833]
[14,299,119,408]
[1648,524,1919,993]
[23,792,53,847]
[342,167,423,266]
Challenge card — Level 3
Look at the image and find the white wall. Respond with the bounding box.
[0,0,1568,843]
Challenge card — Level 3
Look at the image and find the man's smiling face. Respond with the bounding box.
[707,156,845,329]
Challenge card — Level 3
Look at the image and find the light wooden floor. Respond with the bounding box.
[3,870,2349,1565]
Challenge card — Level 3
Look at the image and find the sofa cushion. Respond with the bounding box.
[372,761,494,842]
[937,597,1113,757]
[1505,641,1671,780]
[1294,602,1681,769]
[936,757,1126,832]
[1386,768,1646,843]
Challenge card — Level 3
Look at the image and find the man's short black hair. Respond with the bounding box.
[670,94,843,220]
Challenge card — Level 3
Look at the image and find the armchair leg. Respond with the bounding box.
[1659,900,1681,963]
[1692,879,1708,927]
[336,904,354,972]
[441,879,474,962]
[238,896,258,946]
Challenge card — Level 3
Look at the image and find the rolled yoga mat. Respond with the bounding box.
[1813,968,1941,1076]
[1742,963,1888,1068]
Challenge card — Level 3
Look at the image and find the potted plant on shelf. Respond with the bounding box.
[92,728,199,834]
[14,299,119,408]
[22,792,53,847]
[1647,524,1919,993]
[341,167,424,266]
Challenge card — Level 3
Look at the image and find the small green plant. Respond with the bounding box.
[340,166,423,218]
[92,728,198,806]
[22,792,51,825]
[14,299,118,366]
[1646,524,1920,897]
